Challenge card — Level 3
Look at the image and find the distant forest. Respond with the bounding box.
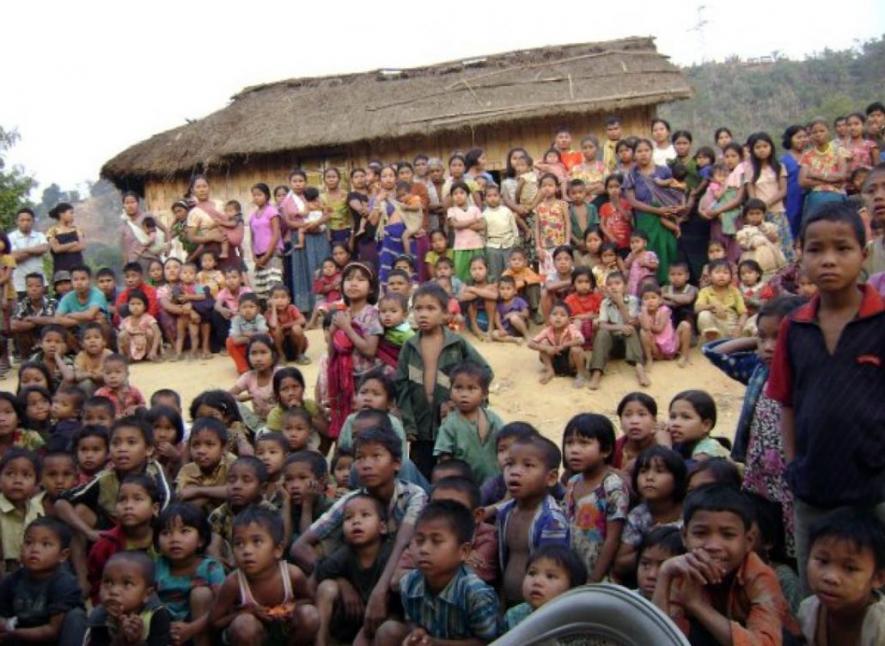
[660,36,885,147]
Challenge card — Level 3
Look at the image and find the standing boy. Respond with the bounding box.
[767,203,885,593]
[497,434,570,607]
[8,208,48,298]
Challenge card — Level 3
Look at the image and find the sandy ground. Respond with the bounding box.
[0,329,745,446]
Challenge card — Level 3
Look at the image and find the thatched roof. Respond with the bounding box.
[102,36,690,184]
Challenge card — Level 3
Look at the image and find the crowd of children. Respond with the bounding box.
[0,111,882,644]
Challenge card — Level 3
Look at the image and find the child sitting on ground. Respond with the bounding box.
[283,451,333,544]
[563,267,601,349]
[695,259,748,340]
[74,425,109,484]
[737,259,766,318]
[41,450,78,513]
[175,418,234,512]
[698,240,730,289]
[491,276,529,344]
[73,322,110,395]
[503,545,588,631]
[635,526,684,601]
[374,500,501,645]
[661,262,698,330]
[798,509,885,645]
[86,550,172,644]
[497,434,570,607]
[313,494,390,646]
[0,449,44,573]
[433,361,504,484]
[48,384,85,452]
[653,485,797,644]
[266,284,308,365]
[118,291,161,362]
[93,354,145,419]
[528,301,589,387]
[588,271,649,390]
[736,198,786,279]
[0,517,85,644]
[226,293,268,375]
[501,248,543,324]
[639,283,692,369]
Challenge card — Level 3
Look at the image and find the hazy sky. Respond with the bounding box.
[3,0,883,192]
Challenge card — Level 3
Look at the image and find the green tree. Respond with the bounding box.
[0,127,37,231]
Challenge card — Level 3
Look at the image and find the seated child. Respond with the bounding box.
[653,485,798,644]
[228,335,281,423]
[93,354,146,418]
[329,448,354,500]
[209,507,318,645]
[314,494,391,646]
[736,198,786,279]
[588,271,649,389]
[86,550,172,644]
[146,404,185,481]
[117,291,161,362]
[698,240,730,289]
[639,283,692,368]
[74,425,109,485]
[668,390,731,461]
[424,229,453,279]
[686,458,742,493]
[225,293,268,375]
[213,267,251,337]
[0,392,44,455]
[0,448,44,572]
[562,414,628,582]
[195,250,225,300]
[376,293,414,369]
[0,517,86,645]
[95,268,118,321]
[460,256,499,342]
[263,367,328,447]
[614,446,686,579]
[430,459,474,484]
[635,526,684,601]
[283,451,333,543]
[661,262,698,329]
[87,474,160,604]
[21,385,53,440]
[29,325,74,390]
[737,260,766,318]
[798,509,885,645]
[41,450,78,513]
[73,322,111,395]
[176,418,235,512]
[82,396,115,429]
[308,258,342,329]
[266,284,308,364]
[433,361,504,484]
[492,275,529,344]
[501,247,543,324]
[528,301,589,387]
[292,187,325,250]
[480,422,544,510]
[563,267,601,349]
[279,407,315,454]
[114,262,159,323]
[154,503,225,646]
[625,231,659,297]
[497,434,570,607]
[540,246,574,320]
[253,432,287,509]
[503,544,587,631]
[694,259,748,340]
[374,500,501,645]
[48,384,85,452]
[207,456,280,567]
[593,242,626,289]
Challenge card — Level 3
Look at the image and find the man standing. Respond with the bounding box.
[9,208,49,298]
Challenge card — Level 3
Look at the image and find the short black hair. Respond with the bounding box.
[411,282,449,310]
[70,264,92,278]
[683,484,755,530]
[106,550,155,584]
[387,268,411,283]
[344,493,387,523]
[742,198,767,215]
[150,389,181,409]
[25,516,73,549]
[155,502,211,551]
[866,101,885,116]
[123,262,144,275]
[632,446,688,502]
[42,450,76,470]
[56,384,86,412]
[800,200,866,247]
[496,421,539,448]
[84,395,115,421]
[238,292,260,306]
[449,361,492,391]
[757,295,805,324]
[562,413,616,464]
[230,456,269,484]
[285,450,328,479]
[40,324,66,340]
[189,390,241,424]
[281,405,312,428]
[571,266,595,288]
[119,473,160,502]
[232,506,285,546]
[688,458,742,490]
[527,544,588,587]
[24,272,44,285]
[357,368,395,403]
[638,526,685,561]
[74,425,109,450]
[110,416,154,446]
[809,509,885,570]
[256,431,288,454]
[431,459,474,483]
[0,447,41,479]
[432,476,481,510]
[511,434,561,471]
[353,426,402,462]
[738,259,763,278]
[96,267,116,280]
[189,417,229,446]
[416,499,475,545]
[330,447,354,472]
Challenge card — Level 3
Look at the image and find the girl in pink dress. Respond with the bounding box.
[638,283,692,368]
[118,291,161,362]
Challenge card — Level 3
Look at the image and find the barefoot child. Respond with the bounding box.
[266,284,308,364]
[625,230,659,296]
[563,267,601,348]
[118,291,161,362]
[501,248,543,324]
[483,183,519,281]
[588,271,649,389]
[433,361,504,484]
[694,259,747,341]
[639,283,692,368]
[497,434,569,606]
[562,414,628,582]
[541,245,574,320]
[73,322,111,394]
[447,182,485,282]
[460,256,499,342]
[492,276,529,343]
[527,301,589,387]
[307,258,342,329]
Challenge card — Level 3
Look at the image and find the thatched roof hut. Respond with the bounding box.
[102,36,690,211]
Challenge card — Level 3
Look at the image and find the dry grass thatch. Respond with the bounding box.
[102,36,691,184]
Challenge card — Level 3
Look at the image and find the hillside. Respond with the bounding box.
[660,36,885,145]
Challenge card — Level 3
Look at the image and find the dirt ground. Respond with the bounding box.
[1,329,745,446]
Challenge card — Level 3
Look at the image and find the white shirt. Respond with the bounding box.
[8,229,48,292]
[652,144,677,167]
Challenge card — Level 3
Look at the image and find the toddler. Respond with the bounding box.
[49,384,85,452]
[736,198,786,278]
[225,293,268,374]
[527,301,589,386]
[217,199,245,259]
[695,259,748,340]
[93,354,145,418]
[592,242,625,291]
[492,275,529,343]
[639,283,692,368]
[73,322,111,394]
[118,291,161,362]
[738,259,766,316]
[624,230,659,296]
[501,247,543,323]
[307,258,342,328]
[661,262,698,329]
[74,425,109,484]
[376,293,413,369]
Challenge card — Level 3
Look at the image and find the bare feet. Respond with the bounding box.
[573,375,588,389]
[587,371,602,390]
[539,369,554,384]
[678,353,689,368]
[636,364,651,387]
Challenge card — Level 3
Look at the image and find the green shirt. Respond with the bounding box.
[338,412,408,456]
[433,407,504,483]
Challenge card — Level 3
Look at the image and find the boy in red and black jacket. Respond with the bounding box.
[767,201,885,595]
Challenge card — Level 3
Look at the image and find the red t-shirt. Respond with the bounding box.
[564,291,602,316]
[599,199,633,250]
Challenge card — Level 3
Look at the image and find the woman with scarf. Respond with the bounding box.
[623,138,682,283]
[372,165,406,285]
[120,191,166,271]
[184,175,243,272]
[280,169,330,313]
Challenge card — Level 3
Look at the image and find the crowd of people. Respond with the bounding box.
[0,102,882,645]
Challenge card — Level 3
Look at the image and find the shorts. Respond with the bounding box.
[552,349,575,376]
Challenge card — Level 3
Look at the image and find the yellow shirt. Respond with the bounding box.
[0,492,44,563]
[695,285,747,316]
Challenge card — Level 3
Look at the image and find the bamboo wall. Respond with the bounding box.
[144,105,654,221]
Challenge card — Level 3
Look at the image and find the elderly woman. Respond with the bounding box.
[120,191,166,271]
[185,175,243,272]
[280,169,330,312]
